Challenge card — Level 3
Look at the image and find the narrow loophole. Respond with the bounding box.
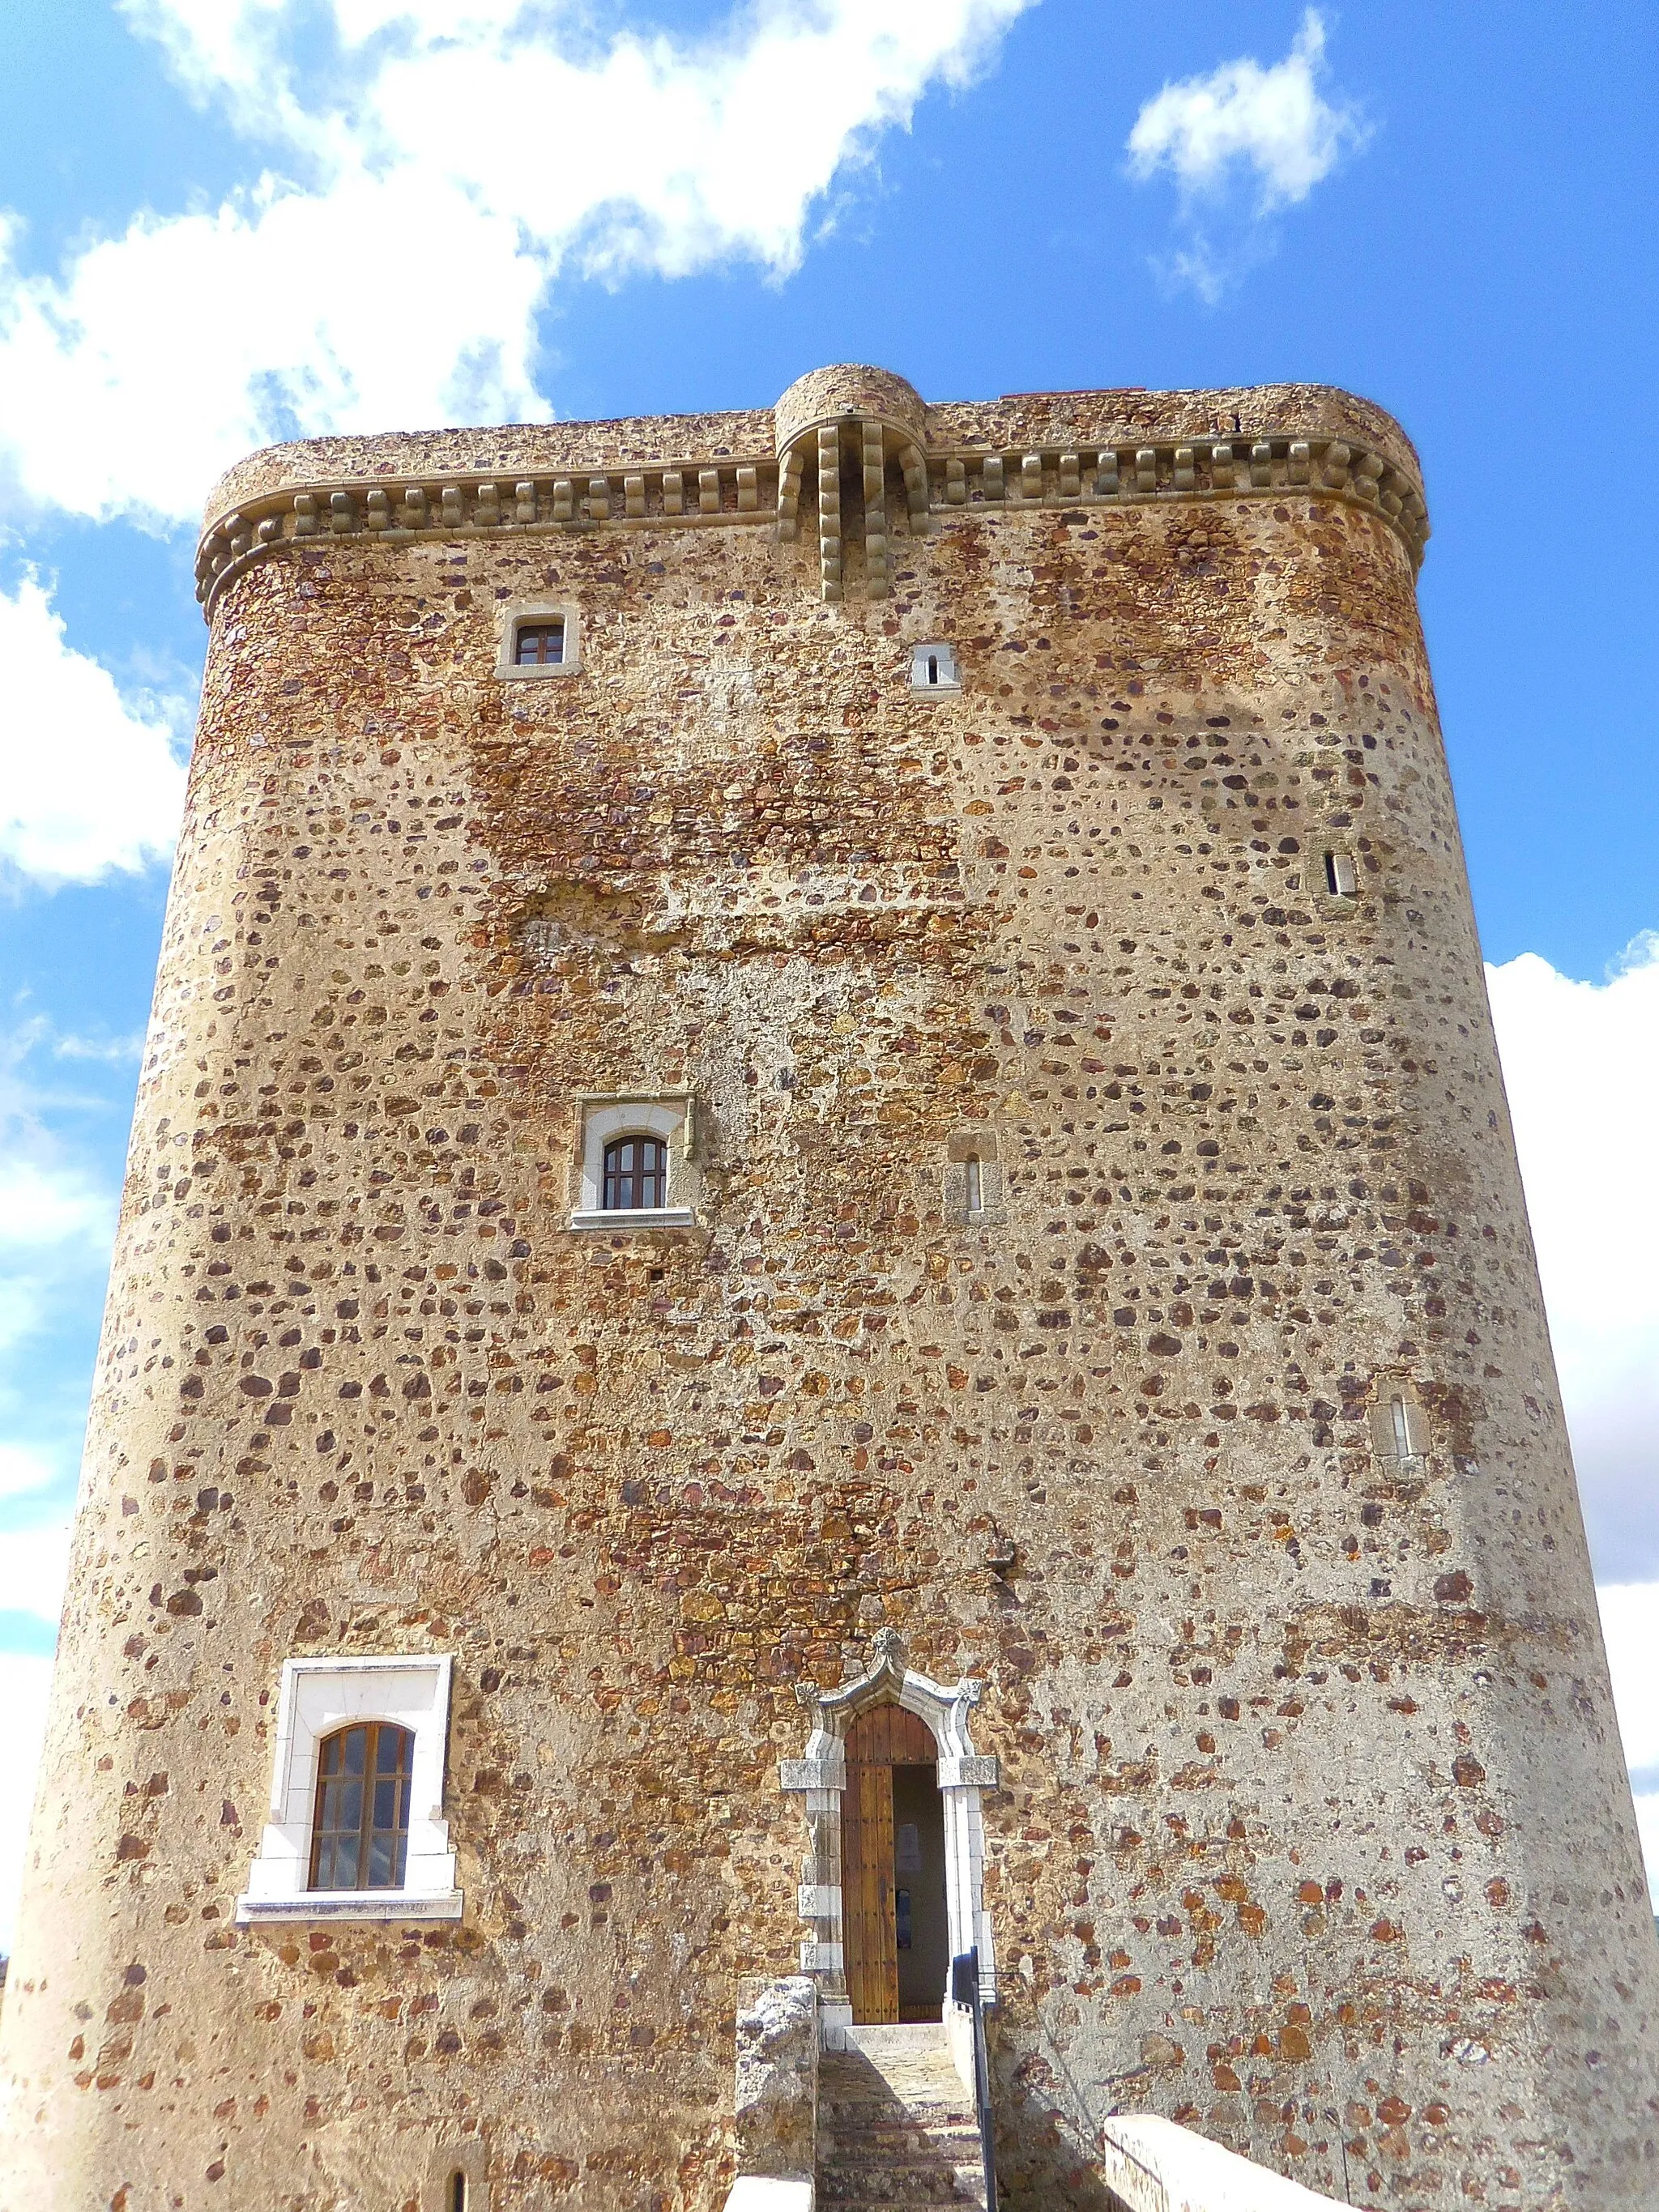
[1391,1397,1413,1460]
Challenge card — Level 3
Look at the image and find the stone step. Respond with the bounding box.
[819,2108,978,2134]
[820,2198,986,2210]
[817,2026,990,2212]
[819,2159,983,2188]
[819,2189,987,2212]
[821,2096,974,2112]
[838,2024,952,2054]
[820,2063,963,2082]
[818,2080,972,2111]
[821,2128,981,2153]
[819,2188,987,2212]
[822,2185,986,2203]
[821,2130,981,2154]
[820,2086,972,2101]
[822,2132,982,2150]
[818,2181,981,2201]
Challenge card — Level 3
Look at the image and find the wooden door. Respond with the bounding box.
[841,1705,936,2024]
[843,1763,898,2024]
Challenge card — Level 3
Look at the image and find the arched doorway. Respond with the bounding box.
[781,1630,1000,2048]
[842,1703,952,2024]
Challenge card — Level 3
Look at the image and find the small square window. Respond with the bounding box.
[310,1720,413,1890]
[497,601,580,680]
[514,620,564,667]
[603,1134,667,1210]
[944,1132,1004,1224]
[1372,1394,1429,1473]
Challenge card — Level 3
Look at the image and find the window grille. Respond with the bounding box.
[308,1721,414,1890]
[603,1135,667,1211]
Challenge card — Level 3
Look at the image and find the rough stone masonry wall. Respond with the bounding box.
[2,379,1656,2212]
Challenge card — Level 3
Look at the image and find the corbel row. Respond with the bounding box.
[194,458,778,613]
[926,435,1429,557]
[782,423,1425,602]
[195,427,1428,618]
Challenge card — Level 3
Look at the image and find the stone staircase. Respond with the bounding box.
[817,2025,989,2210]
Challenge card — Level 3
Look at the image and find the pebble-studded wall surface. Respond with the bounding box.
[2,368,1655,2212]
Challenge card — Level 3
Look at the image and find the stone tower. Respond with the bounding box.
[2,364,1653,2211]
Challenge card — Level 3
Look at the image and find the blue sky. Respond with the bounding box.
[0,0,1654,1941]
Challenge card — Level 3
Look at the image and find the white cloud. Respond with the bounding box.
[1635,1795,1659,1910]
[1489,937,1659,1575]
[0,575,186,885]
[46,1029,147,1066]
[0,1519,72,1626]
[0,1652,54,1953]
[0,1443,61,1503]
[0,1157,116,1252]
[1127,10,1366,212]
[0,1027,122,1388]
[1600,1583,1659,1775]
[1595,1582,1659,1906]
[0,1029,113,1961]
[1490,944,1659,1904]
[0,0,1034,525]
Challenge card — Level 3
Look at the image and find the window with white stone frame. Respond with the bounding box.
[234,1656,461,1924]
[570,1093,699,1230]
[909,641,961,694]
[497,599,582,680]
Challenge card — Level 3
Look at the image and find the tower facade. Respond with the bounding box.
[2,364,1654,2210]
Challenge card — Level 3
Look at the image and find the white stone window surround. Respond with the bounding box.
[909,641,961,695]
[571,1093,698,1231]
[496,599,582,681]
[780,1630,998,2050]
[234,1655,461,1925]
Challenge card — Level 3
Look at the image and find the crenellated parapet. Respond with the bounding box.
[193,364,1431,616]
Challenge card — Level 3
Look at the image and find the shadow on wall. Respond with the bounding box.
[991,2048,1124,2212]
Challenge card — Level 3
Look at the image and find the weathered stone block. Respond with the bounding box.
[734,1975,818,2182]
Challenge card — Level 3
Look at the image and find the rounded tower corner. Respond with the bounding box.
[774,364,928,461]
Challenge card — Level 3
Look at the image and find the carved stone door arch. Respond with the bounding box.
[779,1631,999,2047]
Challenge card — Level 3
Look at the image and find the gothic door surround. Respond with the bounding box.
[781,1630,1000,2048]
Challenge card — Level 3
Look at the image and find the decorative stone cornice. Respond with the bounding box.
[194,369,1430,616]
